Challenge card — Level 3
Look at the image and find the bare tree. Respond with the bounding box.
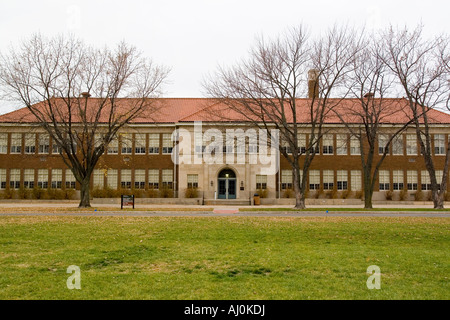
[335,35,414,208]
[203,25,363,209]
[380,25,450,208]
[0,34,169,207]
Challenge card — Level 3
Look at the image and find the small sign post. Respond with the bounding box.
[121,194,135,209]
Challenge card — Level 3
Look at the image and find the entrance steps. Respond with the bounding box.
[203,199,251,206]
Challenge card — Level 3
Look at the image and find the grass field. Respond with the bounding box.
[0,215,448,299]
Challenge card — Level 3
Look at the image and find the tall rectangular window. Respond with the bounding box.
[187,174,199,188]
[392,135,404,155]
[323,170,334,190]
[378,134,389,155]
[336,134,347,155]
[434,134,445,155]
[256,174,267,190]
[436,170,443,189]
[51,169,62,189]
[39,134,50,154]
[24,169,35,189]
[297,134,306,154]
[392,170,404,190]
[281,170,293,190]
[24,133,36,154]
[134,169,146,189]
[281,137,291,154]
[309,170,320,190]
[0,133,7,154]
[350,170,362,191]
[350,136,361,155]
[135,133,146,154]
[93,169,104,189]
[0,169,6,189]
[65,170,76,189]
[406,134,417,155]
[322,134,334,155]
[407,170,418,191]
[9,169,21,189]
[162,133,173,154]
[52,139,62,154]
[121,169,132,189]
[107,169,118,189]
[107,137,118,154]
[336,170,348,190]
[421,170,431,190]
[10,133,22,154]
[148,169,159,189]
[162,169,173,189]
[379,170,390,190]
[37,169,48,189]
[148,134,160,154]
[121,133,132,155]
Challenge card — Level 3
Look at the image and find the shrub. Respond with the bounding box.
[185,187,198,198]
[282,188,294,198]
[414,190,423,201]
[131,188,145,198]
[257,188,268,198]
[399,189,409,201]
[354,190,364,200]
[159,186,173,198]
[32,187,46,199]
[1,187,15,199]
[146,188,159,198]
[64,188,76,200]
[340,190,350,199]
[18,187,31,199]
[385,190,393,201]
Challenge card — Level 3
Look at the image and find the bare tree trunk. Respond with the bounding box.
[433,190,444,209]
[293,167,306,209]
[79,178,91,208]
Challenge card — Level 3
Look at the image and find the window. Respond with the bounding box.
[297,134,306,154]
[39,134,50,154]
[107,137,118,154]
[337,170,348,190]
[93,169,104,189]
[162,133,173,154]
[187,174,199,188]
[281,137,291,154]
[94,133,103,149]
[148,134,160,154]
[281,170,293,190]
[322,134,334,155]
[24,134,36,154]
[24,169,34,189]
[135,133,146,154]
[350,136,361,155]
[378,134,389,155]
[436,170,443,190]
[309,170,320,190]
[336,134,347,155]
[37,169,48,189]
[406,134,417,155]
[392,170,404,190]
[106,169,118,189]
[323,170,334,190]
[50,169,62,189]
[148,169,159,189]
[350,170,362,191]
[10,133,22,154]
[9,169,21,189]
[121,169,132,189]
[195,132,206,156]
[121,133,132,155]
[52,139,62,154]
[421,170,431,190]
[392,135,404,155]
[379,170,390,190]
[407,170,418,191]
[434,134,445,155]
[256,175,267,190]
[65,170,76,189]
[0,133,7,154]
[162,169,173,189]
[0,169,6,189]
[134,169,146,189]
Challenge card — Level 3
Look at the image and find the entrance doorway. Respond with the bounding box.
[217,169,236,199]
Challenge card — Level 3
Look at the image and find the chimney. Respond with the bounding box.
[364,92,374,99]
[80,92,91,98]
[308,69,319,99]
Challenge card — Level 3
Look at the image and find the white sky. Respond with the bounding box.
[0,0,449,114]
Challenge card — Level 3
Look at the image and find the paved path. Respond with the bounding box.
[1,211,449,218]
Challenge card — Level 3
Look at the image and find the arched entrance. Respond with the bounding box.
[217,168,236,199]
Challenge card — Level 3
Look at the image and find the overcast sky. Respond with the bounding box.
[0,0,449,114]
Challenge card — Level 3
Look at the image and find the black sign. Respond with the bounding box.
[121,195,135,209]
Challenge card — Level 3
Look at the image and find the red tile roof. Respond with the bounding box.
[0,97,449,125]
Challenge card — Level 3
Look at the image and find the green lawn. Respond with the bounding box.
[0,215,448,299]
